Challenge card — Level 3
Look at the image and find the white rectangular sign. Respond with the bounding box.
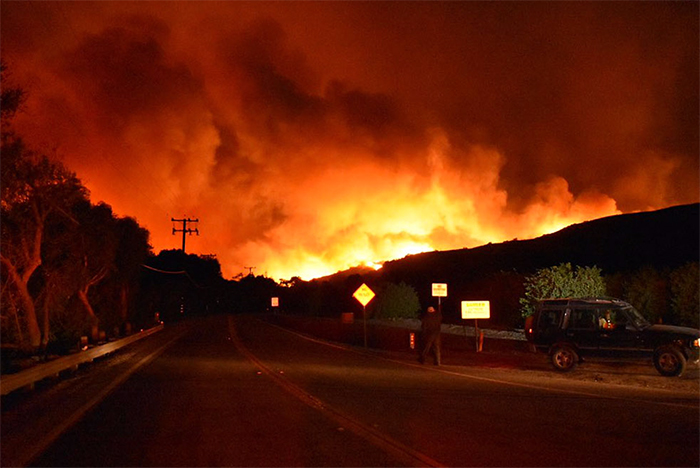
[432,283,448,297]
[271,297,279,307]
[461,301,490,319]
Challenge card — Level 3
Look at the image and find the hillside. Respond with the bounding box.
[380,203,699,284]
[314,203,698,326]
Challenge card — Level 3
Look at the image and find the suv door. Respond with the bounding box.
[567,307,599,352]
[597,307,645,358]
[534,308,564,347]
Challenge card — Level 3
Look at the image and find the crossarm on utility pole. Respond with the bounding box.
[171,217,199,253]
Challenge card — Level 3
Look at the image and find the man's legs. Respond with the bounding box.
[420,333,437,364]
[433,334,441,365]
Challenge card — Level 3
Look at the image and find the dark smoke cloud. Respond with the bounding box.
[2,1,697,279]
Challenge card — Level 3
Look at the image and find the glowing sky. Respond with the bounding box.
[2,1,698,280]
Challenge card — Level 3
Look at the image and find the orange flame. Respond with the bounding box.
[205,135,621,280]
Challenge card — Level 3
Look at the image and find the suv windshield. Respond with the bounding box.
[623,305,650,329]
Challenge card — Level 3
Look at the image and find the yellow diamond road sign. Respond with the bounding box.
[353,283,375,307]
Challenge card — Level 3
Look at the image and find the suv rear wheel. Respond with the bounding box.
[653,346,687,377]
[550,344,578,372]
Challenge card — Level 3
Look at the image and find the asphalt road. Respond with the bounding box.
[2,314,698,467]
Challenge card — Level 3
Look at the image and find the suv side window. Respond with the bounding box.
[570,308,597,330]
[599,308,628,330]
[614,310,629,328]
[537,309,563,333]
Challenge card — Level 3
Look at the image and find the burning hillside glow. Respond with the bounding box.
[216,138,621,280]
[2,2,697,280]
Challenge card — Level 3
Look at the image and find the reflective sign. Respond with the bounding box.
[461,301,491,319]
[432,283,448,297]
[353,283,375,306]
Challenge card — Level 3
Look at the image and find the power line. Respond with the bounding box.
[140,264,186,275]
[140,264,207,289]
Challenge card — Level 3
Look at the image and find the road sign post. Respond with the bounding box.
[432,283,447,315]
[461,301,490,352]
[353,284,375,348]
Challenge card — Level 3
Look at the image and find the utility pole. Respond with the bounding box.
[244,266,256,276]
[171,217,199,253]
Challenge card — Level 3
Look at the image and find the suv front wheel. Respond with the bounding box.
[550,344,579,372]
[653,346,687,377]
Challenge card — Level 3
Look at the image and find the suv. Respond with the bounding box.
[525,297,700,377]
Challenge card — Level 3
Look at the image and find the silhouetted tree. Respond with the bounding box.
[140,250,236,320]
[237,274,279,313]
[1,70,88,349]
[111,216,152,329]
[617,266,667,324]
[669,262,699,328]
[1,65,154,352]
[73,202,119,339]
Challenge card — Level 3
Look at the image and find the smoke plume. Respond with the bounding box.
[3,2,697,279]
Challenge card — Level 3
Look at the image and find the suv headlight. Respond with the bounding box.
[693,338,700,348]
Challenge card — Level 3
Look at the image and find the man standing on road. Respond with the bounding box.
[419,306,442,365]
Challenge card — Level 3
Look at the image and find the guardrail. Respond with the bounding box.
[0,324,164,396]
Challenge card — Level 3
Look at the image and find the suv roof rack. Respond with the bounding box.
[539,296,630,306]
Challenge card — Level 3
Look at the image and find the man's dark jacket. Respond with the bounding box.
[421,310,442,335]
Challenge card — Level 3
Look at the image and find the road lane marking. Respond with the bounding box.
[260,318,699,410]
[227,316,446,468]
[21,327,188,468]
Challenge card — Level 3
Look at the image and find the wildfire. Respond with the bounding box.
[5,2,692,283]
[215,141,621,282]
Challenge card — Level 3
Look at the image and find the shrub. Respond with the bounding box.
[621,266,667,324]
[520,263,605,317]
[375,282,421,320]
[669,262,699,328]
